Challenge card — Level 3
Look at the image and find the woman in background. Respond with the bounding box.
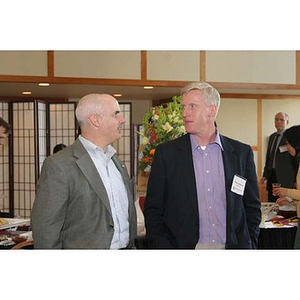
[273,125,300,248]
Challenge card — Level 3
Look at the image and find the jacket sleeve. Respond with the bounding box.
[144,146,174,248]
[243,145,262,249]
[31,157,69,249]
[262,135,272,178]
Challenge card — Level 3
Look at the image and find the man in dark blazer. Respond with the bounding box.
[31,94,137,249]
[260,112,298,202]
[144,82,261,249]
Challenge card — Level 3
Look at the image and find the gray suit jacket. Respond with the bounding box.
[31,139,137,249]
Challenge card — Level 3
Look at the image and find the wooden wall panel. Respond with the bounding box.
[54,51,141,79]
[0,51,47,76]
[147,51,200,81]
[206,51,296,84]
[216,98,257,146]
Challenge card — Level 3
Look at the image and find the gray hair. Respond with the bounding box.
[276,112,289,122]
[75,93,112,127]
[181,82,221,110]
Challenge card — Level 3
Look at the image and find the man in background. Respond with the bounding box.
[32,94,137,249]
[0,117,11,146]
[260,112,298,202]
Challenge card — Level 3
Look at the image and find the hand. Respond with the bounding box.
[272,187,288,197]
[259,177,266,184]
[276,196,292,206]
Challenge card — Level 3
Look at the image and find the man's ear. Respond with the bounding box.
[210,105,217,118]
[89,114,100,128]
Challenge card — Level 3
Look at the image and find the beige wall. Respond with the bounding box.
[0,51,48,76]
[206,51,296,84]
[121,99,152,125]
[147,51,200,81]
[216,98,257,145]
[54,51,141,79]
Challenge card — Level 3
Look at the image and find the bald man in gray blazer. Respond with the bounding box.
[31,94,137,249]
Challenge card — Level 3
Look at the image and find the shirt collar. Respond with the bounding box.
[79,135,116,159]
[190,129,224,151]
[277,129,285,136]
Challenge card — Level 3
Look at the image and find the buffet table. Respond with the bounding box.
[135,227,298,250]
[258,226,297,249]
[134,216,299,250]
[258,215,298,249]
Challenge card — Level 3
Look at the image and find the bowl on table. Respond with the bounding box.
[278,202,297,219]
[11,233,28,244]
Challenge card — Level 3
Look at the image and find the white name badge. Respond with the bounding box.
[231,175,247,196]
[279,145,288,153]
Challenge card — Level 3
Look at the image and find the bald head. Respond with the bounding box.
[75,93,125,149]
[75,93,117,128]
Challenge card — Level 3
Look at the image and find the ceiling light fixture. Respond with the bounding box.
[22,91,32,95]
[143,86,154,90]
[38,83,50,86]
[113,93,122,97]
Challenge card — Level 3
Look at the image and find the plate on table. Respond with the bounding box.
[0,218,30,230]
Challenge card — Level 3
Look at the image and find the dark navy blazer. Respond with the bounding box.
[144,133,261,249]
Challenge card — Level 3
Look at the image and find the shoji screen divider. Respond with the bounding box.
[0,100,77,218]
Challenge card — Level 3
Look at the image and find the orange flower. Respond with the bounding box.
[149,148,156,156]
[141,156,153,165]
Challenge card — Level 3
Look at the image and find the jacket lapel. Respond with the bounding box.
[73,139,112,216]
[220,135,238,222]
[220,135,236,191]
[177,134,199,216]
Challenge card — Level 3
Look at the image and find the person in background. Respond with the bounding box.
[31,94,137,249]
[53,143,67,154]
[260,112,298,202]
[144,82,261,249]
[273,125,300,248]
[0,118,11,217]
[0,117,11,146]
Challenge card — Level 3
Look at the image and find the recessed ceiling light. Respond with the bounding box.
[144,86,154,90]
[22,91,32,95]
[113,93,122,97]
[38,83,50,86]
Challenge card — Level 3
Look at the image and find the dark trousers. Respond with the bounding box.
[267,168,279,202]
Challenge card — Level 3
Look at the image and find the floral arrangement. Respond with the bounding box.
[138,95,186,172]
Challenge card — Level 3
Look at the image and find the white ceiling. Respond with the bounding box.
[0,81,183,101]
[1,81,300,102]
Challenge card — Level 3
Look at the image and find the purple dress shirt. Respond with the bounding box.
[191,131,226,246]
